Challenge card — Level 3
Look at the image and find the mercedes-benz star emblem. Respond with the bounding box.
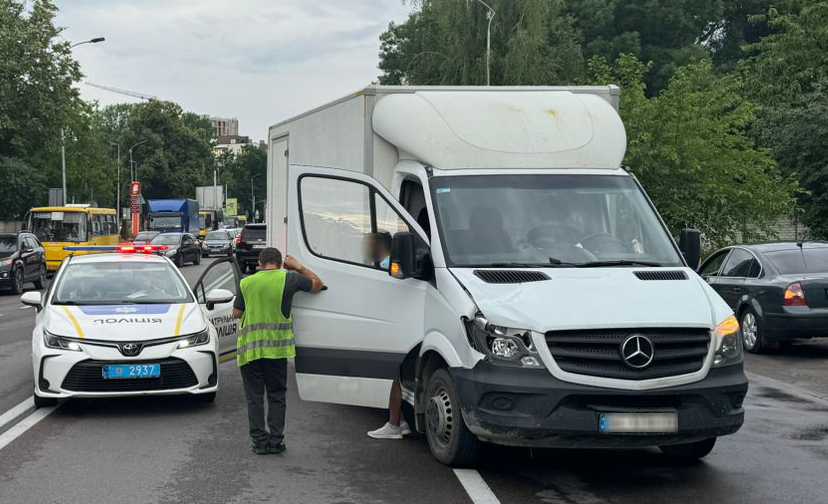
[119,343,143,357]
[620,334,655,369]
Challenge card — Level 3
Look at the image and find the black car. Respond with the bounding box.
[150,232,201,267]
[0,232,47,294]
[203,230,234,257]
[133,230,161,246]
[235,224,266,273]
[699,242,828,353]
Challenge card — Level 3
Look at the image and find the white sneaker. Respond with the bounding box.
[400,421,412,436]
[367,422,403,439]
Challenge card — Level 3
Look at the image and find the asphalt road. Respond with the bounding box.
[1,259,827,503]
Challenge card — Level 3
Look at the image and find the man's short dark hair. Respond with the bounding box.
[258,247,283,267]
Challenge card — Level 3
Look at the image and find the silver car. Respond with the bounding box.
[202,230,234,257]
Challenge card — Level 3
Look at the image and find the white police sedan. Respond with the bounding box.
[22,248,240,408]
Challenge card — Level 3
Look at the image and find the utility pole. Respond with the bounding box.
[128,139,148,181]
[251,178,255,222]
[110,142,120,213]
[61,128,67,205]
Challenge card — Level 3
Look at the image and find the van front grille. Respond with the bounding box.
[545,328,710,380]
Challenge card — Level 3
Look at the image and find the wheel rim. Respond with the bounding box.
[741,312,758,350]
[426,387,454,447]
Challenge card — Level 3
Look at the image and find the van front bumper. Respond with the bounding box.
[451,362,747,448]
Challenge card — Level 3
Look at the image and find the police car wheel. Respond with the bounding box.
[198,392,216,404]
[34,393,58,409]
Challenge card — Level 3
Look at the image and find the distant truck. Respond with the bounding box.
[146,199,200,234]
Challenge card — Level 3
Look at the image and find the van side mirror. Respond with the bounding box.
[389,232,431,280]
[679,228,701,270]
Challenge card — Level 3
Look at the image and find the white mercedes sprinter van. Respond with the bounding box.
[266,86,747,466]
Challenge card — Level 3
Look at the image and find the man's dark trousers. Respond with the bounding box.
[240,358,288,448]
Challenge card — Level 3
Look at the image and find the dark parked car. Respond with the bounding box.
[235,224,266,273]
[151,232,201,267]
[202,230,233,257]
[699,242,828,353]
[133,230,161,246]
[0,232,47,294]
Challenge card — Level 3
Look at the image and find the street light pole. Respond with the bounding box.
[474,0,495,86]
[110,141,120,213]
[62,37,105,205]
[128,139,148,181]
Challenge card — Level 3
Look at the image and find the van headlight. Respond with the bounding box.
[465,315,543,368]
[177,329,210,349]
[43,331,82,351]
[712,315,742,367]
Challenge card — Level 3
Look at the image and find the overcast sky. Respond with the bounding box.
[55,0,412,140]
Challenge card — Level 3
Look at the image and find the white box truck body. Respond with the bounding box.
[266,85,747,466]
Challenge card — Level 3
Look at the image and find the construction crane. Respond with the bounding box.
[84,81,158,101]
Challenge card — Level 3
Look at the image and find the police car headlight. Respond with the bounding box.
[465,315,542,368]
[43,331,82,352]
[177,329,210,349]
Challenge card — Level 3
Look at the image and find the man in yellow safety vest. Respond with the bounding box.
[232,247,324,454]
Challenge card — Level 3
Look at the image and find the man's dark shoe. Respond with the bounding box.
[268,442,286,454]
[252,445,269,455]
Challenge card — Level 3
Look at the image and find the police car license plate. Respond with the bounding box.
[598,412,677,433]
[102,364,161,380]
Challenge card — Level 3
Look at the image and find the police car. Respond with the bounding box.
[21,245,240,408]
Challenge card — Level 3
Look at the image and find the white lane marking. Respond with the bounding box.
[0,404,58,452]
[0,396,34,432]
[19,305,31,310]
[747,371,828,408]
[453,469,501,504]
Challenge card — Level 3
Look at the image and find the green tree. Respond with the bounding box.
[0,0,90,217]
[222,144,267,219]
[743,2,828,237]
[591,55,797,246]
[379,0,584,85]
[567,0,724,93]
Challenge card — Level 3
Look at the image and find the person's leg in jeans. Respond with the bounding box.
[367,380,411,439]
[262,358,288,450]
[240,360,269,452]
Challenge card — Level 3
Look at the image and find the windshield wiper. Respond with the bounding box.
[575,260,663,268]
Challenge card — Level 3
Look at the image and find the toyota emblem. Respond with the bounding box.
[119,343,143,357]
[620,334,655,369]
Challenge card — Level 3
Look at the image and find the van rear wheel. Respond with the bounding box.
[424,368,479,467]
[659,437,716,460]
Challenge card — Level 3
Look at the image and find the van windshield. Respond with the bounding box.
[430,174,683,268]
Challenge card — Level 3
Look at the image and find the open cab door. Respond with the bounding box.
[192,257,242,360]
[287,166,430,408]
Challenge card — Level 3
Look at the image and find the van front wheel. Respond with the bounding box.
[424,367,479,467]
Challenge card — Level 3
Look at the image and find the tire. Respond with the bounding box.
[193,253,201,266]
[660,437,716,460]
[11,268,24,295]
[198,392,216,404]
[203,251,209,258]
[740,307,777,354]
[33,265,46,290]
[424,367,480,466]
[175,254,183,268]
[34,392,58,409]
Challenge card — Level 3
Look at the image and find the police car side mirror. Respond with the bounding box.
[21,291,42,311]
[206,288,234,310]
[389,232,431,280]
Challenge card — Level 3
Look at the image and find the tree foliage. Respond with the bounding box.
[591,56,796,246]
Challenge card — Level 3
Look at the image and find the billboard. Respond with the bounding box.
[196,185,224,209]
[225,198,238,216]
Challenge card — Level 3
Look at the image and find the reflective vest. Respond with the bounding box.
[237,269,295,367]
